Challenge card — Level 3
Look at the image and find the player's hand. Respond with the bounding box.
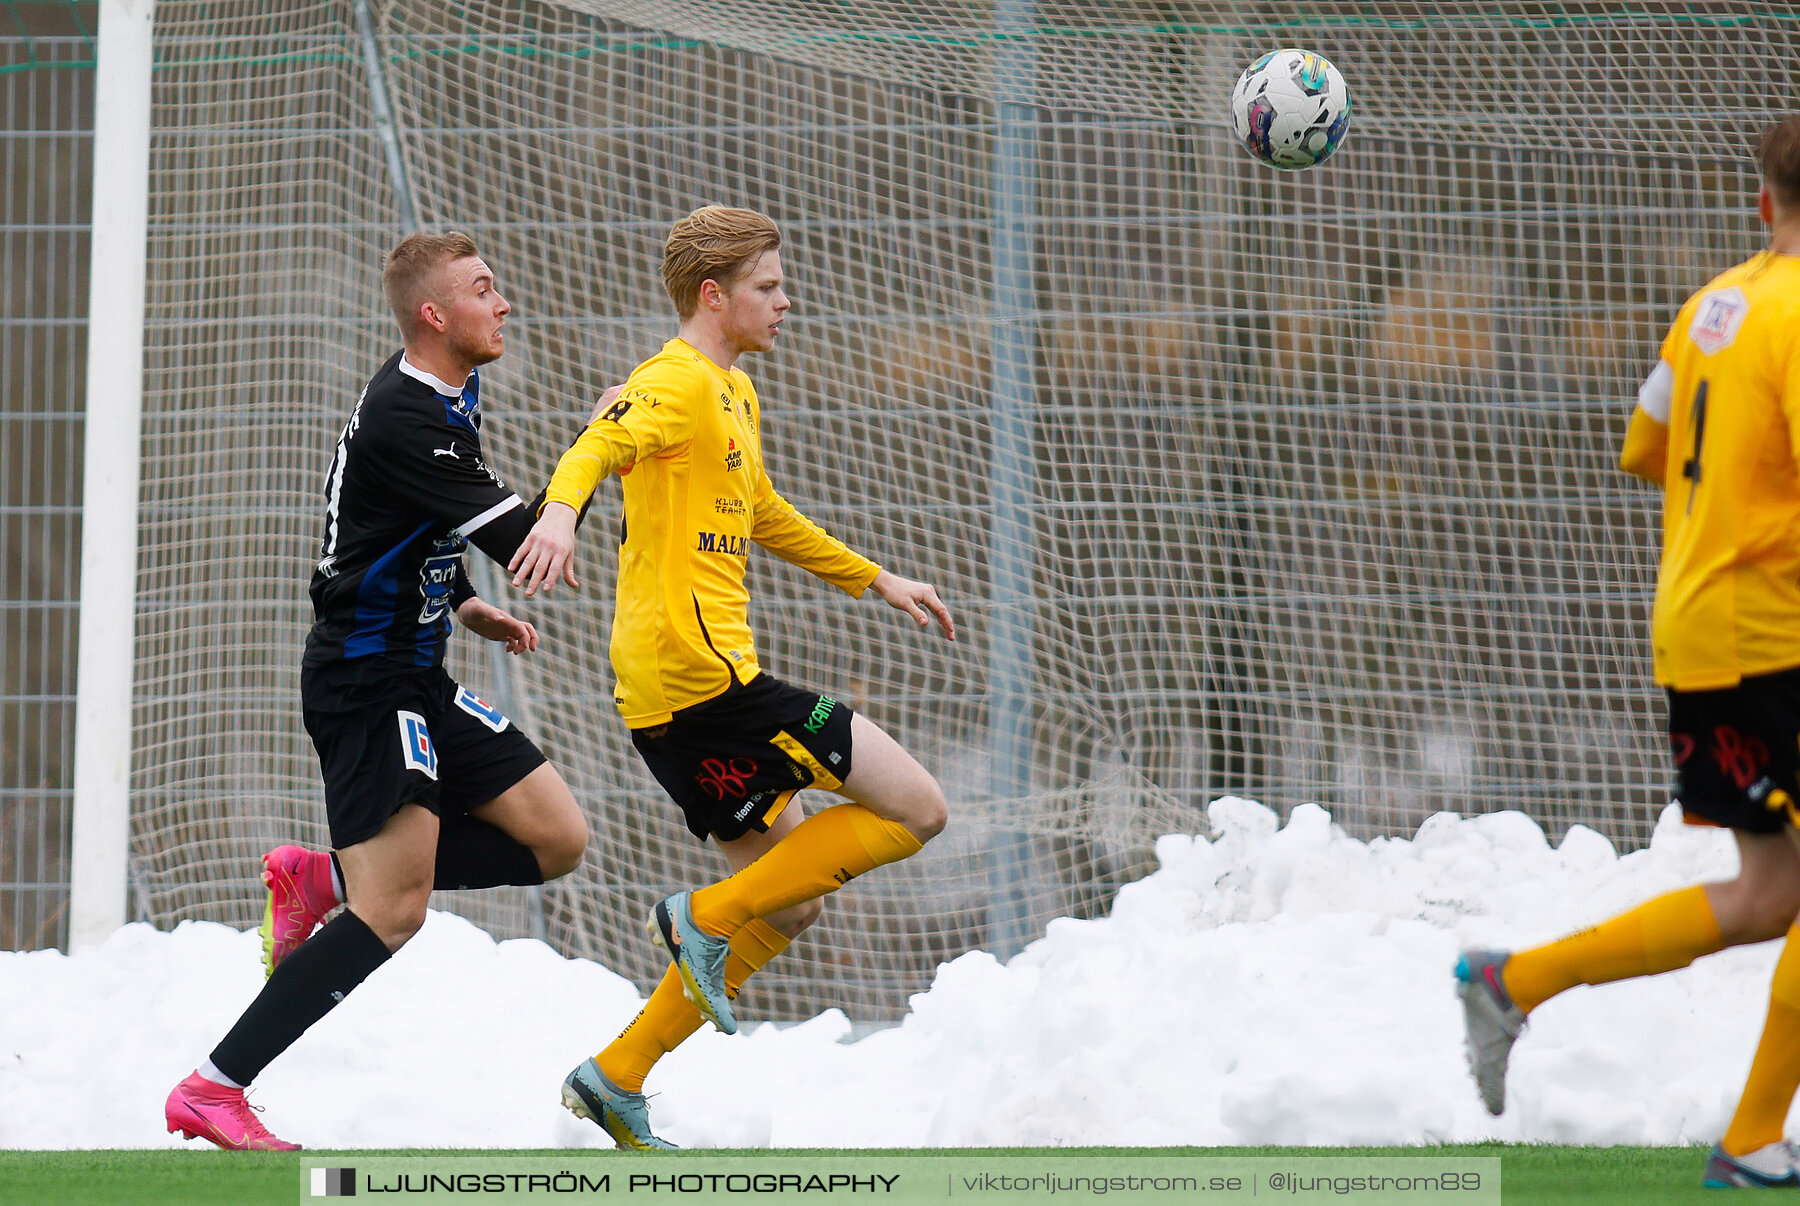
[869,569,955,641]
[456,597,540,655]
[590,384,625,422]
[508,502,581,596]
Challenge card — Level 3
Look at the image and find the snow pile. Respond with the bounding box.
[0,799,1780,1149]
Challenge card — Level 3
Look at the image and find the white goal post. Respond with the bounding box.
[68,0,155,951]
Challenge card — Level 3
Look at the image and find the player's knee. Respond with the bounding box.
[906,778,948,844]
[1712,877,1800,944]
[1750,892,1800,942]
[535,814,588,881]
[360,890,431,952]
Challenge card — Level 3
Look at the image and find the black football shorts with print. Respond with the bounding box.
[1668,666,1800,834]
[631,672,856,841]
[301,663,547,849]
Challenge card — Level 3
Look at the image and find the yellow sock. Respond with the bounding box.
[1723,925,1800,1157]
[1501,884,1723,1013]
[597,919,789,1092]
[689,804,921,936]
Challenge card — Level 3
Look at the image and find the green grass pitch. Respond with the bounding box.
[0,1145,1737,1205]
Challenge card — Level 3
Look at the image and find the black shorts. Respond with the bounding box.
[301,663,547,849]
[631,673,856,841]
[1668,666,1800,834]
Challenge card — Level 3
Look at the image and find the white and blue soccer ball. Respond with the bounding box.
[1228,48,1351,170]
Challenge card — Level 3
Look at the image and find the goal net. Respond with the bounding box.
[127,0,1794,1018]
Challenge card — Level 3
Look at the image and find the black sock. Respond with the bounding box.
[433,812,544,890]
[209,909,391,1085]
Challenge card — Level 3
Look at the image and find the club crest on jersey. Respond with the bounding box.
[450,386,481,422]
[397,710,438,779]
[454,686,511,733]
[1689,286,1748,355]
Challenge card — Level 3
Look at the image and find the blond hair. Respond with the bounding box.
[383,231,480,339]
[662,206,782,319]
[1759,115,1800,206]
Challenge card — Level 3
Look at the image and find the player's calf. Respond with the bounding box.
[763,896,824,940]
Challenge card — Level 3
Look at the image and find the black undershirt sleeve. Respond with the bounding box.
[448,562,477,610]
[459,416,605,591]
[464,486,594,574]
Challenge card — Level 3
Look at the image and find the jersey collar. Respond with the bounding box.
[399,353,470,399]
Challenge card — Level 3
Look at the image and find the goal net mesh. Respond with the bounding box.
[128,0,1795,1018]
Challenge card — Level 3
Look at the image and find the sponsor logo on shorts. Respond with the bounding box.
[803,695,837,733]
[732,792,774,822]
[1711,725,1770,791]
[695,757,757,801]
[770,731,844,793]
[397,710,438,780]
[453,685,511,733]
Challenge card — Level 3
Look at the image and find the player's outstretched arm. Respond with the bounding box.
[507,385,633,596]
[508,502,581,596]
[868,568,956,641]
[456,596,540,655]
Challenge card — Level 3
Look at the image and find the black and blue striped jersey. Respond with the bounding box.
[302,350,538,698]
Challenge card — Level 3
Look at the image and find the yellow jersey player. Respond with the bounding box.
[508,206,953,1149]
[1455,115,1800,1189]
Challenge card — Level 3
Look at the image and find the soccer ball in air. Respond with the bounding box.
[1228,49,1350,170]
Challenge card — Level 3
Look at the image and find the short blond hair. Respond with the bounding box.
[662,206,782,320]
[383,231,480,339]
[1759,115,1800,206]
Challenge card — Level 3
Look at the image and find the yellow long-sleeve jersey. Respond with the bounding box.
[1620,252,1800,690]
[544,338,881,726]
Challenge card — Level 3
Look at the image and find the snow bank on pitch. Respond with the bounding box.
[0,799,1783,1149]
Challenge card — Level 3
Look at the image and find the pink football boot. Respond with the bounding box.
[165,1071,300,1151]
[259,845,338,976]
